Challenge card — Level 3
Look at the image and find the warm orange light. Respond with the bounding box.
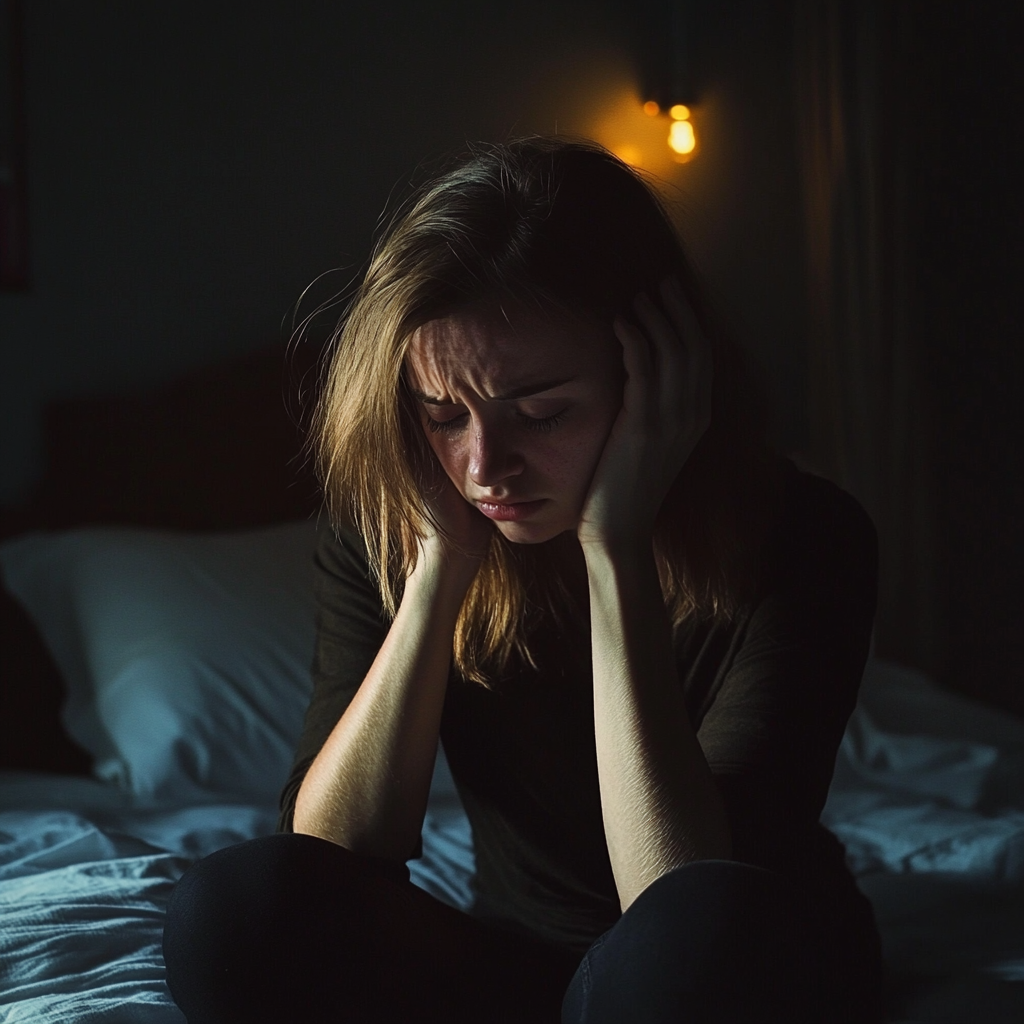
[612,144,643,166]
[587,82,700,176]
[669,104,691,121]
[668,119,696,155]
[643,100,660,116]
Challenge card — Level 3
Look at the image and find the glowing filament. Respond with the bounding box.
[668,119,696,154]
[669,104,691,121]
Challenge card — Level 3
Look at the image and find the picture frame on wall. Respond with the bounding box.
[1,0,28,291]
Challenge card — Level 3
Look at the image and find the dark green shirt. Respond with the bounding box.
[279,459,877,953]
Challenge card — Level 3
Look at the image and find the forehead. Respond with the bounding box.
[404,305,607,397]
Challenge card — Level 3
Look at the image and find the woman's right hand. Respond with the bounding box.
[415,452,496,567]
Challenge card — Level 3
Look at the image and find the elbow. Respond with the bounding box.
[685,825,732,868]
[291,784,320,838]
[619,827,734,914]
[679,812,733,868]
[293,788,418,864]
[291,784,349,848]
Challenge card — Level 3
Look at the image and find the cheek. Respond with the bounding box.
[425,428,468,483]
[542,417,614,488]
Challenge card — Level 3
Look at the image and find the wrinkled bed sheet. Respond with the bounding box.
[0,799,267,1024]
[0,754,473,1024]
[2,662,1023,1023]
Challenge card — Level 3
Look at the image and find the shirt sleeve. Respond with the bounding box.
[694,471,878,871]
[276,521,392,833]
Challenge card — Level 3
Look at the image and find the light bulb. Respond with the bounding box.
[668,120,696,155]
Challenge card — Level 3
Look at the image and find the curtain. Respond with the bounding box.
[792,0,940,674]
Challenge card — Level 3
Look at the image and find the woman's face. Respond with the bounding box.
[403,302,624,545]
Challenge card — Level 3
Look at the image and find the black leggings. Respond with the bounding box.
[162,832,883,1023]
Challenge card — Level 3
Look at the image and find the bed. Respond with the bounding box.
[1,353,1022,1023]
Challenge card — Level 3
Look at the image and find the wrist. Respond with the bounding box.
[580,530,655,567]
[577,505,657,557]
[410,535,482,598]
[582,534,661,609]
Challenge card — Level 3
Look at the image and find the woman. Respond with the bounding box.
[163,138,884,1023]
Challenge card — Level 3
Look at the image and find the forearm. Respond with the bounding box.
[585,539,732,911]
[293,541,475,862]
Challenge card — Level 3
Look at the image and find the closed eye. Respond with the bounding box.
[425,411,566,434]
[521,412,565,432]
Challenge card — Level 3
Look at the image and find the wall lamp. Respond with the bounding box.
[635,0,702,162]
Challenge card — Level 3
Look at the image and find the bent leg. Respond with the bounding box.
[562,859,874,1024]
[163,832,579,1024]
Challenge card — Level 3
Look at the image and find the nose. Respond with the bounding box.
[467,421,524,488]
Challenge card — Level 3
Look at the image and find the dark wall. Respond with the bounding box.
[1,2,1019,708]
[1,0,613,499]
[0,0,807,505]
[909,3,1024,707]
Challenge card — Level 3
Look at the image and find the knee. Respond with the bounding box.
[566,860,822,1023]
[162,833,368,1022]
[165,833,330,955]
[627,859,819,976]
[634,858,815,942]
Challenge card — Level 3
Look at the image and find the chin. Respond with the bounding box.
[497,518,576,546]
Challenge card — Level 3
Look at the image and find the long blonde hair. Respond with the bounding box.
[314,138,782,687]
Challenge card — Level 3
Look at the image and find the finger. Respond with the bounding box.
[659,276,695,336]
[612,316,658,419]
[660,276,712,421]
[658,278,701,370]
[632,292,684,373]
[633,290,693,425]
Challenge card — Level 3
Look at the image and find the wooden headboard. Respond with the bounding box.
[0,340,325,775]
[0,342,323,540]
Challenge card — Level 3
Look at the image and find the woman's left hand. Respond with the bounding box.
[577,275,713,551]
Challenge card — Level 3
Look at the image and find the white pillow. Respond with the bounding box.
[0,521,321,804]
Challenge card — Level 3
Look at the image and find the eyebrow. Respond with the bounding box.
[408,377,577,405]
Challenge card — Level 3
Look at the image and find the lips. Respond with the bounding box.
[475,498,547,522]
